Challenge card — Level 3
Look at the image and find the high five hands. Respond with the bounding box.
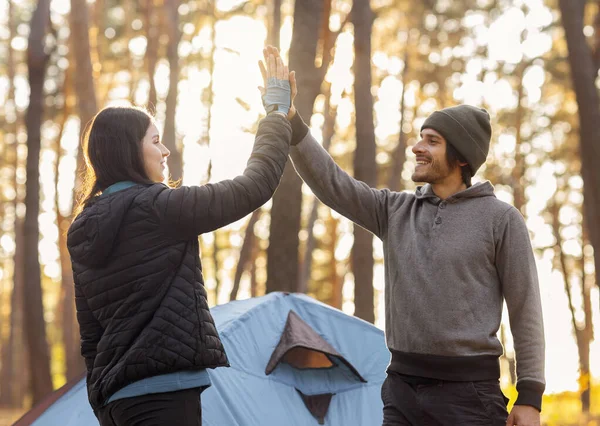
[258,45,297,120]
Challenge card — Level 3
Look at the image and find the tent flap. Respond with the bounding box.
[296,389,333,425]
[265,310,366,383]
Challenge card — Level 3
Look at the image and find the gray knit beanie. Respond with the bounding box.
[421,105,491,176]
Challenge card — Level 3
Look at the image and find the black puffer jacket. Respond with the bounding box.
[67,114,291,411]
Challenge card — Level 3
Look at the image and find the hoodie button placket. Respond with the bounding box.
[434,202,446,227]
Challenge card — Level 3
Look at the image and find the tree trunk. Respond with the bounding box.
[578,329,591,413]
[6,115,28,407]
[250,251,258,298]
[199,2,216,154]
[0,220,28,408]
[298,84,337,293]
[0,0,22,407]
[145,0,159,110]
[163,0,183,183]
[200,7,218,287]
[91,0,103,67]
[24,0,54,403]
[7,127,28,408]
[511,66,526,214]
[8,218,28,407]
[125,0,139,103]
[499,324,516,385]
[550,197,591,413]
[266,0,333,294]
[230,209,262,301]
[70,0,98,182]
[499,66,527,385]
[351,0,376,323]
[53,79,82,381]
[71,0,99,139]
[388,49,409,192]
[213,232,221,301]
[559,0,600,304]
[298,202,319,294]
[0,261,16,407]
[581,217,594,344]
[327,212,342,309]
[69,0,99,379]
[579,235,592,413]
[271,0,282,49]
[58,196,81,382]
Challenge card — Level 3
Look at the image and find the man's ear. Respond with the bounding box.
[458,161,468,167]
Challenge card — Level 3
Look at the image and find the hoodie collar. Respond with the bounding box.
[415,181,496,203]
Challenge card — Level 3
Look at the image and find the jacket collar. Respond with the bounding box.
[101,181,138,197]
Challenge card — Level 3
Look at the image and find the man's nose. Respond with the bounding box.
[412,141,424,154]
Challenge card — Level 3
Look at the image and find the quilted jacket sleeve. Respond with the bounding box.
[153,113,292,238]
[75,280,103,373]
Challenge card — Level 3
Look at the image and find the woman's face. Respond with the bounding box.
[141,123,170,183]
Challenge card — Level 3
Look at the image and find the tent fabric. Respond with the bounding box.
[15,374,95,426]
[17,292,389,426]
[13,373,88,426]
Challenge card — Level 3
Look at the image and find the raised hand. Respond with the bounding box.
[258,45,297,119]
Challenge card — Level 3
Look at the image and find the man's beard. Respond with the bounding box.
[411,161,452,184]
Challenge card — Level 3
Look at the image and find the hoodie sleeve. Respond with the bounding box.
[495,207,545,411]
[75,280,103,374]
[153,113,291,238]
[289,113,389,239]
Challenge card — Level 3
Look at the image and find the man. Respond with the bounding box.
[260,47,545,426]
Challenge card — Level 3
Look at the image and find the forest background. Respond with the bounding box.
[0,0,600,424]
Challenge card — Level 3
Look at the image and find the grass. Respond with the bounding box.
[502,382,600,426]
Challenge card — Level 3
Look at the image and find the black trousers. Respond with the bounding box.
[96,387,202,426]
[381,372,509,426]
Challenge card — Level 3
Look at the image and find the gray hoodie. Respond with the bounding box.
[288,114,545,410]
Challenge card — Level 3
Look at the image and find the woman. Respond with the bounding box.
[67,53,294,425]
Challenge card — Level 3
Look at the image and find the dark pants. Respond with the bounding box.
[96,387,202,426]
[381,372,509,426]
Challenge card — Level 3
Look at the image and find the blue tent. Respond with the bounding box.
[17,292,388,426]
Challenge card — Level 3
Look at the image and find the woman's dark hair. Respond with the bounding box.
[446,142,472,187]
[74,106,155,217]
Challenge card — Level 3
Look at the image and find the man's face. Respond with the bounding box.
[411,128,455,184]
